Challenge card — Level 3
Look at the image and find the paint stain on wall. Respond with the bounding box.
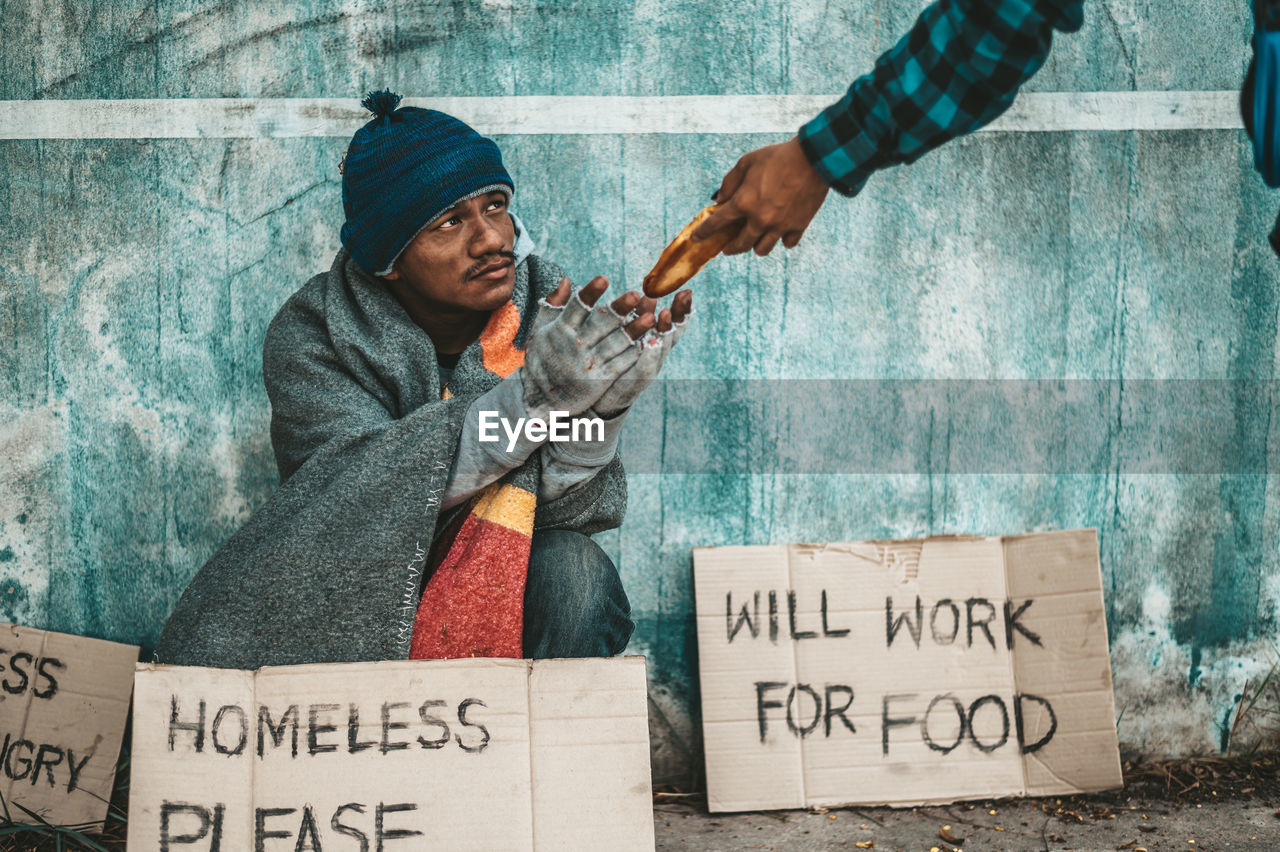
[0,579,30,626]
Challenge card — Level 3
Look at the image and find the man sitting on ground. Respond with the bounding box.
[157,91,691,669]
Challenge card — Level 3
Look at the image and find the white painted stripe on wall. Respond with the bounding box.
[0,92,1243,140]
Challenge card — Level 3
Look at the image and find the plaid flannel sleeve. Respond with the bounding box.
[798,0,1084,196]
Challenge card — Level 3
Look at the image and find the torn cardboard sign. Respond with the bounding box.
[0,623,137,827]
[128,656,654,851]
[693,529,1122,812]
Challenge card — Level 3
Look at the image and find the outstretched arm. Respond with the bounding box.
[693,0,1084,256]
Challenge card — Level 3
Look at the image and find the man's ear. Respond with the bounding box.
[382,265,400,282]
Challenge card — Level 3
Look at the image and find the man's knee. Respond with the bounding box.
[529,530,620,592]
[525,530,633,657]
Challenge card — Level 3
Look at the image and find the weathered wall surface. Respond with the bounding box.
[2,1,1276,783]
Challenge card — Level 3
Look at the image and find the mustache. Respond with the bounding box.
[466,250,517,279]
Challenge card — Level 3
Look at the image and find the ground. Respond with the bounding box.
[653,796,1280,851]
[652,755,1280,852]
[2,755,1278,850]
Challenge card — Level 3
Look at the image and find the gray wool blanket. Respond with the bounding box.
[156,248,626,669]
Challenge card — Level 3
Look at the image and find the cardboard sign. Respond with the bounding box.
[0,624,137,827]
[693,529,1122,811]
[128,656,654,851]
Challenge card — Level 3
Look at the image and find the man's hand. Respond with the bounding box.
[541,276,656,340]
[522,277,655,418]
[593,289,692,417]
[691,137,830,257]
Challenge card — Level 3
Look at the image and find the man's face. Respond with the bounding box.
[383,190,517,313]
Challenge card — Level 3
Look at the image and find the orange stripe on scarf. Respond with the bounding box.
[480,300,525,377]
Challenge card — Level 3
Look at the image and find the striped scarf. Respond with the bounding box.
[409,300,535,659]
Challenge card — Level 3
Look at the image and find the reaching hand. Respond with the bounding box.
[691,136,830,257]
[522,277,655,417]
[593,289,693,417]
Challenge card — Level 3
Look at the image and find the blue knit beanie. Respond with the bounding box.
[340,90,514,275]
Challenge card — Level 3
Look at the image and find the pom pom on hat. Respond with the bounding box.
[361,89,402,119]
[340,90,514,275]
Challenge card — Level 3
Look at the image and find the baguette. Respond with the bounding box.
[642,204,741,297]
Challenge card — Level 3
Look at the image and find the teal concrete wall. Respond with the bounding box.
[2,1,1277,783]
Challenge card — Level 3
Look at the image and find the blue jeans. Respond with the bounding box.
[523,530,634,658]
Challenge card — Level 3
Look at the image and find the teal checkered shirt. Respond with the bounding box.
[798,0,1084,196]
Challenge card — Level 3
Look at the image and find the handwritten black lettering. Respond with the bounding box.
[6,739,33,781]
[66,748,91,793]
[0,736,98,795]
[170,696,206,753]
[1015,693,1058,753]
[456,698,490,754]
[308,704,340,755]
[33,657,63,699]
[212,705,247,757]
[380,702,411,754]
[884,597,1042,651]
[0,740,94,794]
[257,705,299,758]
[965,598,998,650]
[886,597,923,648]
[375,802,423,848]
[785,685,822,738]
[30,743,62,788]
[1004,600,1042,648]
[160,801,223,851]
[331,803,369,852]
[208,804,226,850]
[820,591,850,638]
[823,685,856,737]
[921,694,966,754]
[930,600,960,645]
[966,695,1010,753]
[255,807,295,851]
[726,592,761,642]
[755,682,788,743]
[788,591,817,640]
[348,704,375,754]
[3,652,31,695]
[881,694,917,756]
[768,590,779,643]
[296,805,323,851]
[416,701,450,749]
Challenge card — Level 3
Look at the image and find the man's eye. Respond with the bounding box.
[436,215,461,229]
